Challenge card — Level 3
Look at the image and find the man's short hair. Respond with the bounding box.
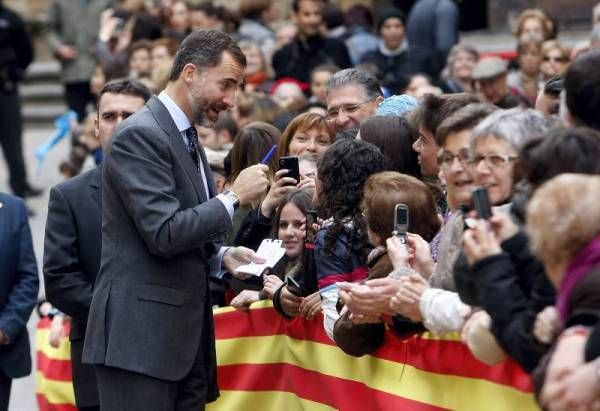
[169,30,246,82]
[292,0,323,13]
[326,68,382,100]
[128,39,152,60]
[97,78,152,112]
[413,93,480,135]
[435,103,497,147]
[151,37,179,57]
[565,49,600,130]
[239,0,272,20]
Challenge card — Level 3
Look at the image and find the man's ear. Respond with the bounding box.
[94,118,99,138]
[182,63,196,85]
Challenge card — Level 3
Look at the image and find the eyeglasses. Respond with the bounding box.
[543,56,568,63]
[326,100,372,122]
[438,149,470,168]
[468,153,518,168]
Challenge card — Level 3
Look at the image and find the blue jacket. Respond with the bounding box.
[0,192,39,378]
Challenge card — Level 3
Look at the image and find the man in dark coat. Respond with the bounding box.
[82,30,269,410]
[0,1,41,199]
[272,0,351,85]
[0,192,39,410]
[43,78,151,411]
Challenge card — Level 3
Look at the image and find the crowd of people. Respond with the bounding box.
[3,0,600,410]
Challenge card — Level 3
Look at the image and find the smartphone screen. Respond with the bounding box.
[278,156,300,184]
[394,204,409,244]
[472,187,493,220]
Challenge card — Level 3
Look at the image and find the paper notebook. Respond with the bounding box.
[236,239,287,276]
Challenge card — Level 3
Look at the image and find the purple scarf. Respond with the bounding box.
[557,233,600,323]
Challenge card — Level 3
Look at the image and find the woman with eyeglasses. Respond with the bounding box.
[540,40,570,81]
[453,109,557,372]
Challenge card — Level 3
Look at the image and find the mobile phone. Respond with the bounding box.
[472,186,493,220]
[287,276,304,297]
[393,204,409,244]
[305,210,317,244]
[278,156,300,185]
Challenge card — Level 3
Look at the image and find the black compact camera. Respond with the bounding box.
[393,204,409,244]
[472,187,493,220]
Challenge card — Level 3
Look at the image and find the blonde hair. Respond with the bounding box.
[514,9,554,40]
[526,173,600,268]
[541,39,569,61]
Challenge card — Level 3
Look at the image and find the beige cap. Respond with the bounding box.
[472,57,508,80]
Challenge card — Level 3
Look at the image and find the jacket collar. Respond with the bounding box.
[147,96,208,202]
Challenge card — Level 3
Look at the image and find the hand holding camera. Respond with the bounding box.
[260,168,298,218]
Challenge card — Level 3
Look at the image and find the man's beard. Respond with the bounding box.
[188,82,221,128]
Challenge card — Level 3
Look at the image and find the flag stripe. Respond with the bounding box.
[215,335,536,410]
[35,328,72,361]
[216,363,446,411]
[35,371,76,406]
[37,351,73,382]
[207,390,337,411]
[214,303,531,391]
[36,394,77,411]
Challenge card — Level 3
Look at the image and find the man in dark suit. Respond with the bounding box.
[0,192,39,410]
[83,30,269,409]
[43,78,151,411]
[0,1,42,198]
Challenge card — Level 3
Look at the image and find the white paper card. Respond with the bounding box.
[236,239,287,276]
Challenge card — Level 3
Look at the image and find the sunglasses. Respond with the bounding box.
[543,56,568,63]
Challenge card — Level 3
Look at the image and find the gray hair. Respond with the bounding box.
[441,44,480,80]
[326,68,383,100]
[470,108,551,152]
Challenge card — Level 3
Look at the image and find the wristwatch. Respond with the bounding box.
[223,190,240,209]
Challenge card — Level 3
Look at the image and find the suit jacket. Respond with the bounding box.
[82,96,230,402]
[43,166,101,407]
[0,193,39,378]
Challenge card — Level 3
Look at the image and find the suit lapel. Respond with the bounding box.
[146,97,208,202]
[197,144,217,198]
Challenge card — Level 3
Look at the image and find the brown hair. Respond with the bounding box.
[128,39,152,59]
[362,172,440,242]
[412,93,480,135]
[517,36,542,57]
[152,37,179,57]
[435,103,497,147]
[359,116,421,178]
[228,122,281,183]
[240,0,272,19]
[514,9,553,40]
[541,39,569,61]
[277,112,334,157]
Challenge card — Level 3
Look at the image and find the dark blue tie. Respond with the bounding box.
[186,127,200,171]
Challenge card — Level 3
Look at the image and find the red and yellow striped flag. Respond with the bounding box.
[35,302,538,410]
[209,301,538,411]
[35,317,77,411]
